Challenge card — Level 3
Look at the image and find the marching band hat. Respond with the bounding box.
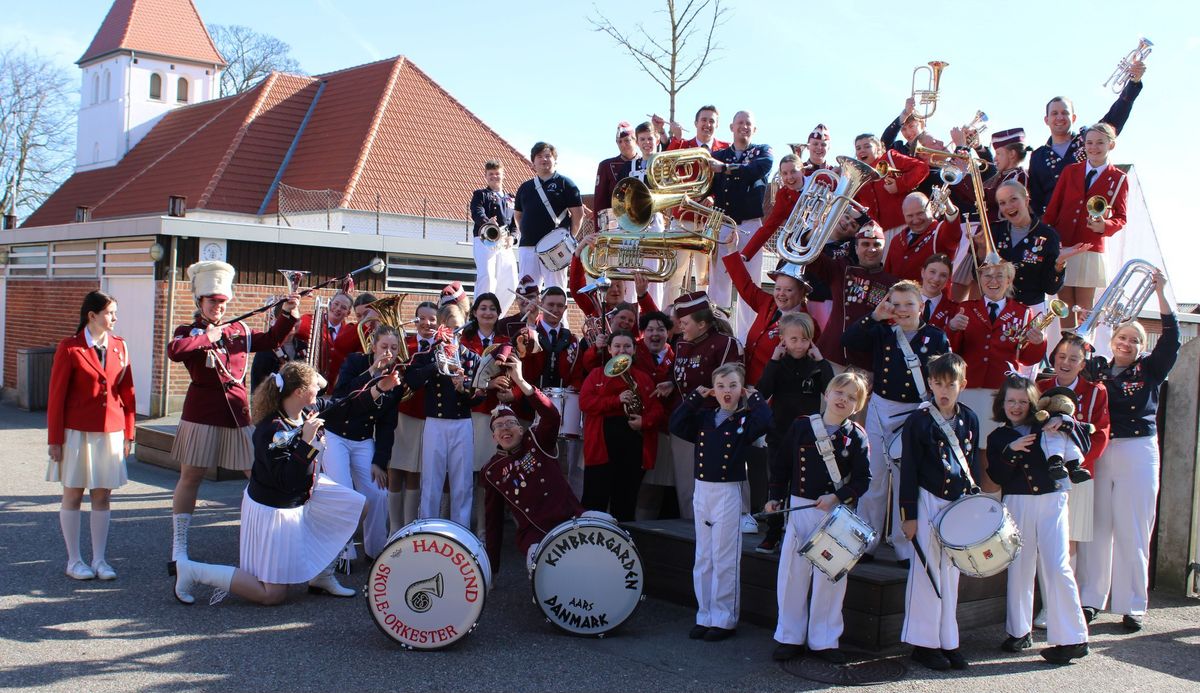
[808,124,830,141]
[767,261,814,293]
[672,291,711,319]
[616,121,633,139]
[517,274,540,295]
[855,221,885,241]
[991,128,1026,149]
[490,403,518,428]
[187,261,235,301]
[440,281,466,307]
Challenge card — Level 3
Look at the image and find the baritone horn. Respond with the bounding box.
[1071,259,1159,345]
[356,294,413,362]
[776,157,879,266]
[1104,37,1152,93]
[911,60,949,120]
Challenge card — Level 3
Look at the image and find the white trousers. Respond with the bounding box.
[419,418,474,528]
[322,432,388,558]
[473,237,519,313]
[774,498,847,650]
[862,394,917,558]
[518,246,567,292]
[693,480,742,629]
[1080,436,1159,616]
[1004,491,1088,644]
[902,489,961,649]
[708,218,761,343]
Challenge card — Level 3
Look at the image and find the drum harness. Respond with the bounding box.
[807,415,848,494]
[533,176,568,226]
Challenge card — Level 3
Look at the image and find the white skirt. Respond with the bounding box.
[47,429,127,489]
[239,474,365,584]
[388,413,425,472]
[1067,478,1095,542]
[1063,251,1107,289]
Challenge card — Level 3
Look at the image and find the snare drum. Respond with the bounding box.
[536,228,577,272]
[933,495,1021,578]
[531,516,645,636]
[366,519,493,650]
[799,505,877,582]
[544,387,582,439]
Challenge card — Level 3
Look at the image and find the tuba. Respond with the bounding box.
[642,147,721,196]
[911,60,949,120]
[1086,195,1110,222]
[775,156,879,266]
[604,353,643,417]
[1071,259,1159,345]
[404,573,444,613]
[1103,37,1152,93]
[356,294,413,362]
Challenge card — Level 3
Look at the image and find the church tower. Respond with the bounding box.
[75,0,226,172]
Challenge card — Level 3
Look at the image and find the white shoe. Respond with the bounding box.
[1033,609,1048,630]
[92,560,117,581]
[66,560,96,580]
[308,568,356,597]
[740,513,759,534]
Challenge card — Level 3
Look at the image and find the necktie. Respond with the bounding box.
[94,345,106,367]
[481,336,491,349]
[549,329,558,344]
[922,299,931,324]
[1085,168,1097,192]
[988,302,999,323]
[419,340,429,352]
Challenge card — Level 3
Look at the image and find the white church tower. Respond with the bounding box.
[75,0,226,172]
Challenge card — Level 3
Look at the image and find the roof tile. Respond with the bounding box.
[78,0,225,66]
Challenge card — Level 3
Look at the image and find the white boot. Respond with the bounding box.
[174,558,234,605]
[169,513,192,575]
[308,564,356,597]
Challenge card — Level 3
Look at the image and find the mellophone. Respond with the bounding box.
[367,516,645,649]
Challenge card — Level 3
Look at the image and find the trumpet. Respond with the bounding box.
[874,160,902,178]
[961,111,989,149]
[479,221,512,249]
[1103,37,1152,93]
[604,353,643,417]
[1017,299,1070,350]
[1071,259,1159,344]
[1086,195,1110,222]
[911,60,949,120]
[776,157,879,266]
[913,142,1000,268]
[928,165,963,220]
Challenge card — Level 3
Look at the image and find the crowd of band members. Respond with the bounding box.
[45,58,1186,666]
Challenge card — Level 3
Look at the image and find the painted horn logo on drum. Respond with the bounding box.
[405,573,444,613]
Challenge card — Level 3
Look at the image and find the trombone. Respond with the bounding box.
[1103,38,1152,93]
[911,60,949,120]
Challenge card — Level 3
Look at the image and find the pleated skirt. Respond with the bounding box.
[47,429,127,489]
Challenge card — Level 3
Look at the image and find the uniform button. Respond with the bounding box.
[800,466,806,471]
[1024,464,1029,468]
[984,344,990,350]
[722,465,727,470]
[724,454,730,459]
[800,476,805,482]
[1033,486,1039,492]
[983,357,989,363]
[883,368,889,374]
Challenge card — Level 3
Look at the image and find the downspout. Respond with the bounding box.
[159,235,177,416]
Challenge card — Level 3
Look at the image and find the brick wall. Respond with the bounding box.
[3,280,101,389]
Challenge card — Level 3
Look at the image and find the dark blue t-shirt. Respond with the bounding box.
[514,172,582,247]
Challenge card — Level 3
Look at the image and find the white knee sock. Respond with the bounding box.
[172,513,192,561]
[90,510,111,564]
[60,508,82,565]
[388,491,405,536]
[403,489,420,526]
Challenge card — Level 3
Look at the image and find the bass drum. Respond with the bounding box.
[366,519,493,650]
[531,515,644,636]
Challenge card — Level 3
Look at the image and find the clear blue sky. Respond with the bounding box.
[5,0,1198,299]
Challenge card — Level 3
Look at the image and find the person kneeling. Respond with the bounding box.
[766,373,871,663]
[173,361,400,605]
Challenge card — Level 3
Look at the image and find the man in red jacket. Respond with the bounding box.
[884,192,962,282]
[853,134,929,232]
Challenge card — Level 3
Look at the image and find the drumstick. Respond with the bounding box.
[751,503,818,521]
[911,536,942,600]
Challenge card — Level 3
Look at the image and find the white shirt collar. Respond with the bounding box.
[986,297,1008,314]
[84,328,107,349]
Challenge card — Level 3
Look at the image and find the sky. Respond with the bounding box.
[4,0,1198,299]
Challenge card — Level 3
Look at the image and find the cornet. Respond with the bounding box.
[1086,195,1110,222]
[911,60,949,120]
[1103,38,1152,93]
[961,111,989,149]
[928,165,962,220]
[1017,299,1070,350]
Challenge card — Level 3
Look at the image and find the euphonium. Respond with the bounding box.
[775,156,879,266]
[1072,259,1159,345]
[1104,37,1152,93]
[911,60,949,120]
[604,353,643,417]
[356,294,413,361]
[642,147,721,196]
[1086,195,1110,222]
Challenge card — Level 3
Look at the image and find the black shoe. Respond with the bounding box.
[167,560,176,577]
[772,643,806,661]
[1002,633,1033,652]
[942,648,969,670]
[911,646,951,671]
[858,553,876,563]
[813,648,849,665]
[755,538,780,554]
[688,625,709,640]
[1122,614,1144,632]
[1082,606,1098,624]
[1047,464,1068,481]
[1041,643,1089,664]
[896,559,911,570]
[1068,468,1092,484]
[703,627,736,641]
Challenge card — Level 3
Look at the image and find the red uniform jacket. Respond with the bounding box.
[854,151,929,230]
[579,364,664,469]
[806,254,897,370]
[47,332,136,445]
[741,185,800,259]
[169,315,296,428]
[1036,376,1110,474]
[636,342,678,413]
[462,329,511,415]
[295,314,361,390]
[948,299,1047,388]
[723,252,816,384]
[481,389,585,571]
[671,328,742,406]
[883,220,962,282]
[1042,162,1128,251]
[396,333,429,420]
[924,294,960,333]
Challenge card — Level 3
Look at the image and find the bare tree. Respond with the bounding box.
[590,0,728,126]
[0,47,75,221]
[207,24,303,96]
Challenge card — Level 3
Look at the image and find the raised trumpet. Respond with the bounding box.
[1103,37,1152,93]
[1086,195,1110,222]
[962,111,989,148]
[911,60,949,120]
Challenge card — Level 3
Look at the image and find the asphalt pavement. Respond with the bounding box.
[2,398,1198,692]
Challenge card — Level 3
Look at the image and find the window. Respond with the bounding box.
[177,77,188,103]
[385,253,475,293]
[91,74,99,105]
[103,70,111,101]
[149,73,162,100]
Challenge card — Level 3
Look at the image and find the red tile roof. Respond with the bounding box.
[23,56,533,228]
[78,0,225,66]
